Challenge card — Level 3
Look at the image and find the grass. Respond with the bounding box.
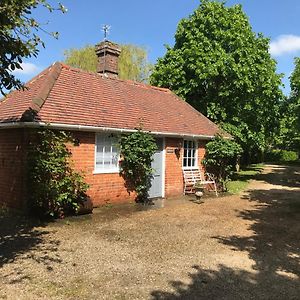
[227,163,263,195]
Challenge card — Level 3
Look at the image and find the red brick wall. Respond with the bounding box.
[198,140,207,175]
[0,129,27,210]
[70,134,208,204]
[165,137,207,197]
[165,138,184,196]
[69,132,135,206]
[0,129,208,210]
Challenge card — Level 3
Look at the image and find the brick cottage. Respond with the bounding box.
[0,40,225,211]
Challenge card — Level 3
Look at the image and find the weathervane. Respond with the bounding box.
[102,24,111,41]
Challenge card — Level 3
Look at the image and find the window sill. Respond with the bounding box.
[182,166,198,170]
[93,169,119,175]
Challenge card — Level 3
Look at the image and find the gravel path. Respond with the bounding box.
[1,164,299,299]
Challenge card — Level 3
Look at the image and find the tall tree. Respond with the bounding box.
[150,0,283,163]
[0,0,67,95]
[64,44,152,83]
[277,58,300,153]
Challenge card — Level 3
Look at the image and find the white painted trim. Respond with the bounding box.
[93,169,119,175]
[94,132,97,174]
[162,137,166,198]
[0,121,219,140]
[94,132,120,174]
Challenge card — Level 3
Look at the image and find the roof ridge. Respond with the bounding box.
[21,62,63,121]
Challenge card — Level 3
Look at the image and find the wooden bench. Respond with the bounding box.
[183,168,218,196]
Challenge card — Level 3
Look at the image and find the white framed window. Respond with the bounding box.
[182,140,197,169]
[94,133,119,173]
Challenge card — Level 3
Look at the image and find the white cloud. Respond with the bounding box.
[12,62,41,75]
[270,34,300,56]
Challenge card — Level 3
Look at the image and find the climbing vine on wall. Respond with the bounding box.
[118,129,157,202]
[27,129,89,218]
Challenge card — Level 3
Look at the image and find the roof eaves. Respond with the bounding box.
[0,121,217,140]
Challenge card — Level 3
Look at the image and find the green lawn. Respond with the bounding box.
[226,164,263,194]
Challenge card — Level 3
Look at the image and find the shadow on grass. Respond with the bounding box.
[0,213,62,283]
[231,164,263,182]
[151,165,300,299]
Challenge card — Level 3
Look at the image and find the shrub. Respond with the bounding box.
[202,135,243,191]
[265,149,298,162]
[27,129,89,218]
[118,129,157,202]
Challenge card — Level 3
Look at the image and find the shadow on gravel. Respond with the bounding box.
[151,264,299,300]
[254,164,300,188]
[0,214,62,282]
[151,165,300,299]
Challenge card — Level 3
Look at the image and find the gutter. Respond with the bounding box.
[0,121,217,140]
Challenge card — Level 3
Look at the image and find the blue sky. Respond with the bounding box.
[15,0,300,95]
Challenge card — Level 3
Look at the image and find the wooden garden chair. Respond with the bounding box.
[183,168,218,196]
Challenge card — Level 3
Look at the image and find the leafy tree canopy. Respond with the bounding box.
[64,44,152,82]
[276,58,300,152]
[0,0,67,95]
[150,0,283,161]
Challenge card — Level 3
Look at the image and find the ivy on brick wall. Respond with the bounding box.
[118,129,157,202]
[27,129,89,218]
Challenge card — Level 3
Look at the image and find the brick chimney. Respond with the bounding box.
[95,40,121,78]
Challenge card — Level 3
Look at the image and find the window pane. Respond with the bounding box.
[112,145,118,166]
[103,152,111,161]
[96,134,119,171]
[112,154,118,166]
[96,161,103,167]
[183,139,197,168]
[183,148,187,158]
[192,149,195,158]
[192,158,195,167]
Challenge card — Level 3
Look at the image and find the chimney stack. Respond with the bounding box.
[95,40,121,78]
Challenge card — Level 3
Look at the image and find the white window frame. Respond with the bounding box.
[94,133,120,174]
[182,139,198,169]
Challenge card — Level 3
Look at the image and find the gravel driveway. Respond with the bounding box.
[1,164,299,299]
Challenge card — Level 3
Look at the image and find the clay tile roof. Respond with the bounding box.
[0,62,227,138]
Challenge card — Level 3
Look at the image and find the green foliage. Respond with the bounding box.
[0,0,66,95]
[226,180,248,195]
[276,58,300,152]
[64,44,152,82]
[202,135,243,190]
[27,129,89,218]
[227,164,263,194]
[118,44,152,82]
[265,149,298,162]
[150,0,283,161]
[118,129,157,202]
[64,45,97,72]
